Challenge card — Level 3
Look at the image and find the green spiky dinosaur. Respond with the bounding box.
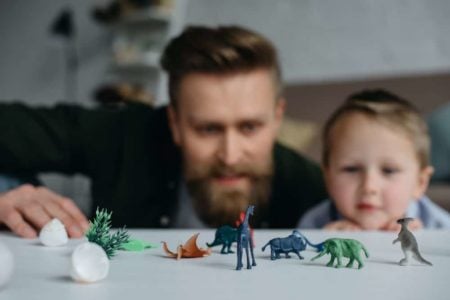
[311,238,369,269]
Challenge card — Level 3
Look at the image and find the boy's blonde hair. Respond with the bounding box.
[322,89,430,169]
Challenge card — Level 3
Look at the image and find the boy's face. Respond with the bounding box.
[324,113,432,230]
[168,69,285,226]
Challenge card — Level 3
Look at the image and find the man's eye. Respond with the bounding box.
[240,123,259,134]
[198,125,220,135]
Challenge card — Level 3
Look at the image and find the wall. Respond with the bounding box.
[0,0,111,106]
[2,0,450,106]
[185,0,450,83]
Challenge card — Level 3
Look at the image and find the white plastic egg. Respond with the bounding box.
[70,242,109,283]
[0,241,14,289]
[39,218,69,247]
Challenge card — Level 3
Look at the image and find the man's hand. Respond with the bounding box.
[0,184,89,238]
[323,220,362,231]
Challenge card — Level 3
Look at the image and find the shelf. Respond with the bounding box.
[105,0,185,105]
[112,62,159,71]
[115,7,173,27]
[113,49,161,67]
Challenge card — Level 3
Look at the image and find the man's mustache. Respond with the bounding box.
[185,160,273,181]
[208,165,266,178]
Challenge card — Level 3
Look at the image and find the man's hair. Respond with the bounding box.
[322,89,430,168]
[160,25,282,107]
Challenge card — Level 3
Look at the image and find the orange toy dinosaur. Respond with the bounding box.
[162,233,212,259]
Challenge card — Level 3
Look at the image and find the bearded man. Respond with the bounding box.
[0,26,326,238]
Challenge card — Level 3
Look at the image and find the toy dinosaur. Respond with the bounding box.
[311,238,369,269]
[162,233,211,260]
[236,205,256,270]
[235,211,255,247]
[393,218,432,266]
[121,239,158,251]
[207,211,257,254]
[262,230,323,260]
[207,225,237,254]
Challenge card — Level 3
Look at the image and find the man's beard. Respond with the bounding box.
[185,161,273,227]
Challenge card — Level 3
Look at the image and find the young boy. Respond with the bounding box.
[299,89,450,230]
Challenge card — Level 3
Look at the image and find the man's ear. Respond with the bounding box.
[274,97,286,131]
[167,105,181,145]
[413,165,434,199]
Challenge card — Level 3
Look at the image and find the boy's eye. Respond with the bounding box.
[341,166,360,173]
[382,167,399,175]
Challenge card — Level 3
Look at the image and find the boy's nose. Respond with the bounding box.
[361,171,379,196]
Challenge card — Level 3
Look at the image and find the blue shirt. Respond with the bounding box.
[428,102,450,182]
[298,196,450,229]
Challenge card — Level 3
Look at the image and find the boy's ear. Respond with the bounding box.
[413,166,434,199]
[167,105,181,145]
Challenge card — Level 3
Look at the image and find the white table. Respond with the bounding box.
[1,229,449,300]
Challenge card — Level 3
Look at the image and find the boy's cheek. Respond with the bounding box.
[329,180,355,199]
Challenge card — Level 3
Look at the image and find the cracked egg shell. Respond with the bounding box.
[0,241,14,289]
[70,242,109,283]
[39,218,69,247]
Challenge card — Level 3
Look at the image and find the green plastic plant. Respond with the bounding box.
[85,208,130,259]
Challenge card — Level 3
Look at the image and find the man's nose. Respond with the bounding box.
[217,131,243,166]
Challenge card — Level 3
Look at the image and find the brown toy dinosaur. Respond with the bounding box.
[162,233,212,260]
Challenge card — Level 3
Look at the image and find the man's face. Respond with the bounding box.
[168,69,285,226]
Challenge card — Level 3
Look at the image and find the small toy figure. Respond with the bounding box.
[262,230,323,260]
[393,218,432,266]
[207,225,237,254]
[121,239,158,251]
[85,208,130,259]
[162,233,212,260]
[236,205,256,270]
[235,211,255,247]
[311,238,369,269]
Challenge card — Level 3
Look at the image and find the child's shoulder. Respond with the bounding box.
[416,196,450,229]
[297,199,336,229]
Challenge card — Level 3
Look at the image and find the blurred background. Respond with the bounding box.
[1,0,449,213]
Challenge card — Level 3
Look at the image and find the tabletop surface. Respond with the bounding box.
[0,229,449,300]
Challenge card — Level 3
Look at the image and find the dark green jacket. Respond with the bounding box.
[0,102,327,228]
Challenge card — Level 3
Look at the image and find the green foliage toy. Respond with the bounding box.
[311,238,369,269]
[85,208,130,259]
